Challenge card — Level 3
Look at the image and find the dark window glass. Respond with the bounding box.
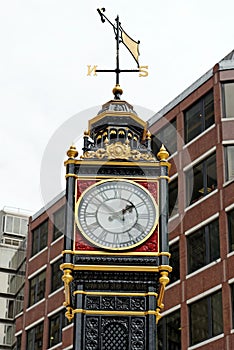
[169,241,180,283]
[158,309,181,350]
[169,178,178,217]
[26,322,44,350]
[189,290,223,346]
[16,334,21,350]
[187,219,219,274]
[184,90,214,143]
[225,145,234,182]
[223,82,234,118]
[51,258,63,293]
[29,270,46,306]
[53,206,65,241]
[152,119,177,155]
[31,220,48,256]
[228,209,234,252]
[230,283,234,328]
[186,153,217,206]
[49,310,68,348]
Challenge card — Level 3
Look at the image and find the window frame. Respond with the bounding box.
[31,220,48,256]
[222,82,234,118]
[228,208,234,253]
[28,270,46,307]
[169,177,178,218]
[189,290,223,346]
[187,219,220,274]
[169,241,180,283]
[48,309,68,348]
[225,145,234,182]
[184,90,214,144]
[186,152,217,206]
[51,257,63,293]
[152,118,177,156]
[53,206,65,241]
[26,322,44,350]
[157,308,181,350]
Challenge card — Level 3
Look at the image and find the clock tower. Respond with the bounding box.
[61,85,171,350]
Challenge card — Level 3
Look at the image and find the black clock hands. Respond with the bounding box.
[108,203,135,222]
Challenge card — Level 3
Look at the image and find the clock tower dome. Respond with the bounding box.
[61,87,171,350]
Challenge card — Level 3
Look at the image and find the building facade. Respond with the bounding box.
[16,50,234,349]
[0,207,30,349]
[149,50,234,349]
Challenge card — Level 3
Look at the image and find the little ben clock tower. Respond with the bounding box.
[61,86,171,350]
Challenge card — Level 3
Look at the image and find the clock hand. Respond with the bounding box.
[122,203,135,215]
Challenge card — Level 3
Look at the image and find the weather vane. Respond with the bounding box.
[87,8,148,99]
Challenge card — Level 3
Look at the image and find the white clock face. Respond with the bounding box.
[75,179,158,250]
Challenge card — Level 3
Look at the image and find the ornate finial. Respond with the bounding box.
[104,137,109,145]
[67,144,78,159]
[112,84,123,99]
[157,144,169,161]
[146,130,151,140]
[84,130,89,136]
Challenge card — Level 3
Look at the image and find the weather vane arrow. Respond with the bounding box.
[87,8,148,99]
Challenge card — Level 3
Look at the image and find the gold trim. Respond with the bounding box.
[88,110,147,132]
[61,269,73,306]
[62,250,170,258]
[82,141,157,162]
[73,290,158,298]
[73,309,157,317]
[75,179,159,251]
[156,270,171,324]
[65,173,79,179]
[61,263,159,273]
[64,159,162,167]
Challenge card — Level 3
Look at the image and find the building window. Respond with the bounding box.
[186,153,217,206]
[223,82,234,118]
[152,119,177,155]
[169,241,180,283]
[53,206,65,241]
[228,209,234,252]
[51,258,63,293]
[184,90,214,143]
[187,219,220,274]
[3,215,28,236]
[225,145,234,182]
[231,283,234,328]
[158,309,181,350]
[189,290,223,346]
[169,178,178,217]
[26,322,44,350]
[49,310,68,348]
[16,334,22,350]
[31,220,48,256]
[29,270,46,306]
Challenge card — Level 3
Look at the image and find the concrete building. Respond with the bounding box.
[0,207,30,349]
[15,50,234,349]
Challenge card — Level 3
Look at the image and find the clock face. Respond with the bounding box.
[75,179,158,250]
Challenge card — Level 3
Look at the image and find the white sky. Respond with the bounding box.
[0,0,234,214]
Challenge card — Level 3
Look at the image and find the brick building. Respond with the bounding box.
[15,50,234,349]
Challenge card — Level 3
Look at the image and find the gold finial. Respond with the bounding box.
[112,84,123,99]
[157,144,169,161]
[104,137,109,145]
[146,130,151,140]
[84,130,89,136]
[67,144,78,159]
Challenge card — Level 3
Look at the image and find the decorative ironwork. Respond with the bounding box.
[83,141,156,161]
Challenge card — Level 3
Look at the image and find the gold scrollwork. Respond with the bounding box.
[156,269,171,324]
[61,268,74,321]
[83,141,156,161]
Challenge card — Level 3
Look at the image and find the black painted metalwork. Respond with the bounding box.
[96,8,140,99]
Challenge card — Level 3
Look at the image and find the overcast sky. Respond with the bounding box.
[1,0,234,214]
